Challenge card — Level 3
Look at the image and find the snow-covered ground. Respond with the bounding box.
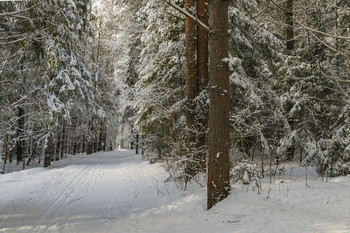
[1,150,349,233]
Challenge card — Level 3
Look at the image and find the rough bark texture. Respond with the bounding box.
[197,0,209,172]
[197,0,209,92]
[184,0,198,180]
[286,0,294,51]
[207,0,230,210]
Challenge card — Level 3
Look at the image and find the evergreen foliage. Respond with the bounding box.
[2,0,350,183]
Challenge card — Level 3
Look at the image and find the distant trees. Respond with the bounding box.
[1,0,118,173]
[260,0,350,178]
[3,0,350,209]
[113,0,188,173]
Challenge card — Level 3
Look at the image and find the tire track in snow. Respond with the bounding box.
[28,164,95,233]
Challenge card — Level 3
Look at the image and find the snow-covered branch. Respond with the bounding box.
[162,0,208,31]
[0,3,41,17]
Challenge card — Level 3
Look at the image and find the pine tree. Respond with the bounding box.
[207,0,230,210]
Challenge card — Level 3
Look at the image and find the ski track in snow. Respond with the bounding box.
[30,164,96,233]
[1,150,350,233]
[0,150,169,233]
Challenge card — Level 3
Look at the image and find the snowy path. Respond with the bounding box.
[0,150,179,233]
[1,150,350,233]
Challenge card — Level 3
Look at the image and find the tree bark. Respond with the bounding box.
[184,0,198,181]
[207,0,230,210]
[196,0,209,172]
[197,0,209,92]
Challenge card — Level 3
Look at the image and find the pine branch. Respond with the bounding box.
[294,19,350,41]
[0,3,41,18]
[162,0,208,31]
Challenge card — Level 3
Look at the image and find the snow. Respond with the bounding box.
[1,150,350,233]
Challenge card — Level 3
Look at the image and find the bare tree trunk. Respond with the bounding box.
[184,0,198,181]
[54,131,59,160]
[98,125,103,152]
[335,5,340,77]
[16,107,24,163]
[197,0,209,92]
[136,133,139,154]
[60,120,66,159]
[81,135,84,153]
[9,139,13,163]
[285,0,295,160]
[102,130,107,151]
[87,121,94,155]
[44,136,51,168]
[196,0,209,172]
[207,0,230,210]
[66,133,71,155]
[94,125,100,153]
[2,116,9,174]
[285,0,294,52]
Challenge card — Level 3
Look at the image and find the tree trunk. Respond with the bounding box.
[60,120,66,159]
[184,0,198,181]
[16,107,24,163]
[2,116,9,174]
[94,125,99,153]
[136,133,139,154]
[102,131,107,151]
[196,0,209,172]
[285,0,294,52]
[335,5,340,77]
[98,126,103,152]
[285,0,295,160]
[54,131,59,160]
[87,120,94,155]
[207,0,230,210]
[9,139,13,163]
[197,0,209,92]
[184,0,197,137]
[82,135,86,153]
[44,136,51,168]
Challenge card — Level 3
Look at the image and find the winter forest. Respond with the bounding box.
[1,0,350,232]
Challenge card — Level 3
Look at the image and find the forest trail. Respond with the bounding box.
[1,150,350,233]
[0,150,178,233]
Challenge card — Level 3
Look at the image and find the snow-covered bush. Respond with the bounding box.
[302,136,350,177]
[301,104,350,177]
[231,160,262,193]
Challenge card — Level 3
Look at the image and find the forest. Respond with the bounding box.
[1,0,350,232]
